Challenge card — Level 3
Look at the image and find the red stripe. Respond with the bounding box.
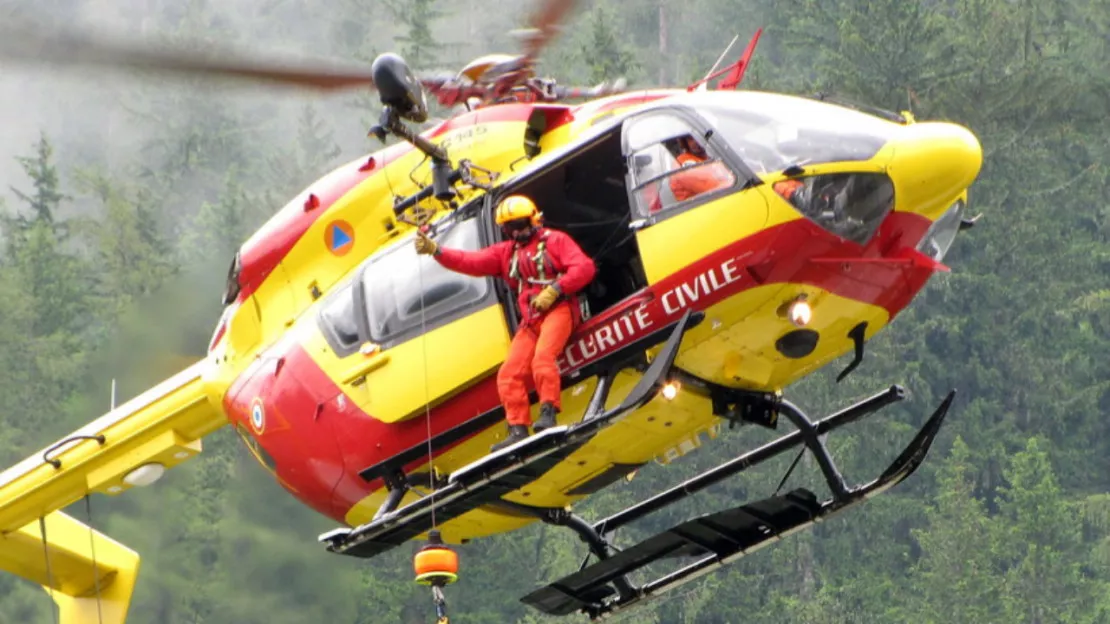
[557,211,935,371]
[235,103,574,302]
[228,193,940,525]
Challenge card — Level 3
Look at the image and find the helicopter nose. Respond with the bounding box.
[887,122,982,218]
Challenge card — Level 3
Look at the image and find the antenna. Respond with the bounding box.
[699,35,740,85]
[110,379,117,411]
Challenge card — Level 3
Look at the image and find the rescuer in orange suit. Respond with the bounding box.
[667,135,733,203]
[415,195,597,452]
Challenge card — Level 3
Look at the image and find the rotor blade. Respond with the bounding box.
[518,0,578,60]
[0,23,376,91]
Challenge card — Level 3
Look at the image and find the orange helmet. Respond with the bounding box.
[495,195,541,226]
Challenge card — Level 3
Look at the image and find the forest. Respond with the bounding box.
[0,0,1108,622]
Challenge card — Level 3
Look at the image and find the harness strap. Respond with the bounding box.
[510,232,560,294]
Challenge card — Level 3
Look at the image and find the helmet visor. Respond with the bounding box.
[501,217,532,232]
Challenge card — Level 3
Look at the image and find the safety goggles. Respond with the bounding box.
[501,218,532,232]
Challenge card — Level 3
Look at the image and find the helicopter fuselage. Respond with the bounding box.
[204,89,981,543]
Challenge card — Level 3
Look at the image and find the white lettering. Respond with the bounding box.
[680,281,700,305]
[617,314,634,338]
[634,306,654,331]
[698,273,712,296]
[662,289,682,315]
[563,348,579,368]
[596,326,618,351]
[721,258,741,284]
[706,267,724,290]
[580,335,599,360]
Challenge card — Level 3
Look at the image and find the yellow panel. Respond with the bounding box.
[635,190,768,285]
[677,285,891,390]
[86,432,202,495]
[342,305,512,423]
[1,512,139,624]
[0,361,224,534]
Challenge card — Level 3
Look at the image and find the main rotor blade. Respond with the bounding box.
[0,24,376,91]
[518,0,578,61]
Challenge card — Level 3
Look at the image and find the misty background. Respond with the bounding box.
[0,0,1108,622]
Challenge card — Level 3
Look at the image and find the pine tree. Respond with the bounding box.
[909,437,1003,623]
[996,438,1097,622]
[577,2,638,85]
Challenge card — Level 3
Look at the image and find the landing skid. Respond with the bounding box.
[521,386,954,619]
[318,307,954,622]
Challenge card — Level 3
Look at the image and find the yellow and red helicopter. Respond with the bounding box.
[0,2,983,622]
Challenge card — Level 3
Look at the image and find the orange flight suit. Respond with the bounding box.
[434,228,596,426]
[669,152,733,202]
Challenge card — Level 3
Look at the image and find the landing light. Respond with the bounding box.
[788,299,812,327]
[662,381,680,401]
[123,463,166,487]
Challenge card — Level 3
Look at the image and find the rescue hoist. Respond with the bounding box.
[413,529,459,624]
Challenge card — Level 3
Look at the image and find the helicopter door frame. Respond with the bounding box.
[475,192,523,337]
[621,105,756,230]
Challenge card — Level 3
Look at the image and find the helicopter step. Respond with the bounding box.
[520,388,955,620]
[319,310,699,559]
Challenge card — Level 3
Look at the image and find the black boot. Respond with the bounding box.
[532,402,559,433]
[490,425,530,453]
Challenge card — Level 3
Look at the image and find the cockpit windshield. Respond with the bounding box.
[696,93,901,175]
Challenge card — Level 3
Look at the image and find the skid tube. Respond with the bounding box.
[520,386,956,619]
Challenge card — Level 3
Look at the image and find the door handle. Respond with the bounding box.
[343,352,391,386]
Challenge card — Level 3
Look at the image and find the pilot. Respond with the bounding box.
[415,195,597,452]
[666,135,733,203]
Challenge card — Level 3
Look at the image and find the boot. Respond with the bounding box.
[532,402,559,433]
[490,425,530,453]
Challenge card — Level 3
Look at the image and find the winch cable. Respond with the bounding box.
[38,516,60,624]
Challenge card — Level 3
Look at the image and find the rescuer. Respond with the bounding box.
[415,195,596,452]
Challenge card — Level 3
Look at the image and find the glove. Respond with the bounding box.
[531,285,561,312]
[414,230,438,256]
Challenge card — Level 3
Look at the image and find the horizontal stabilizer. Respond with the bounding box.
[0,511,140,624]
[522,489,820,616]
[0,360,227,624]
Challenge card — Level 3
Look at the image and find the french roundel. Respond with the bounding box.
[250,399,265,434]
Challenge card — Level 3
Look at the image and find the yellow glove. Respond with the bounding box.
[414,230,438,256]
[531,285,560,312]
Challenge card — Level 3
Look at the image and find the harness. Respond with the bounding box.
[508,232,559,294]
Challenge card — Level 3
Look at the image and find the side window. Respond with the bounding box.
[319,283,360,352]
[361,218,490,345]
[625,113,737,219]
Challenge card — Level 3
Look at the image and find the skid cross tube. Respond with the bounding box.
[594,385,905,536]
[498,501,639,601]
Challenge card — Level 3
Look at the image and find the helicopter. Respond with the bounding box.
[0,1,984,622]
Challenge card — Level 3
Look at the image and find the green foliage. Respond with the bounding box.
[384,0,445,70]
[1,0,1109,622]
[576,2,638,85]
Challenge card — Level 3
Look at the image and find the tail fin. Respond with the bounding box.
[2,511,140,624]
[0,360,226,623]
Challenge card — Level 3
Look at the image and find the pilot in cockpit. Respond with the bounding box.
[664,134,733,203]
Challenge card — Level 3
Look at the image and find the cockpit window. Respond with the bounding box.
[625,113,737,218]
[698,96,900,175]
[319,283,360,351]
[362,218,489,345]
